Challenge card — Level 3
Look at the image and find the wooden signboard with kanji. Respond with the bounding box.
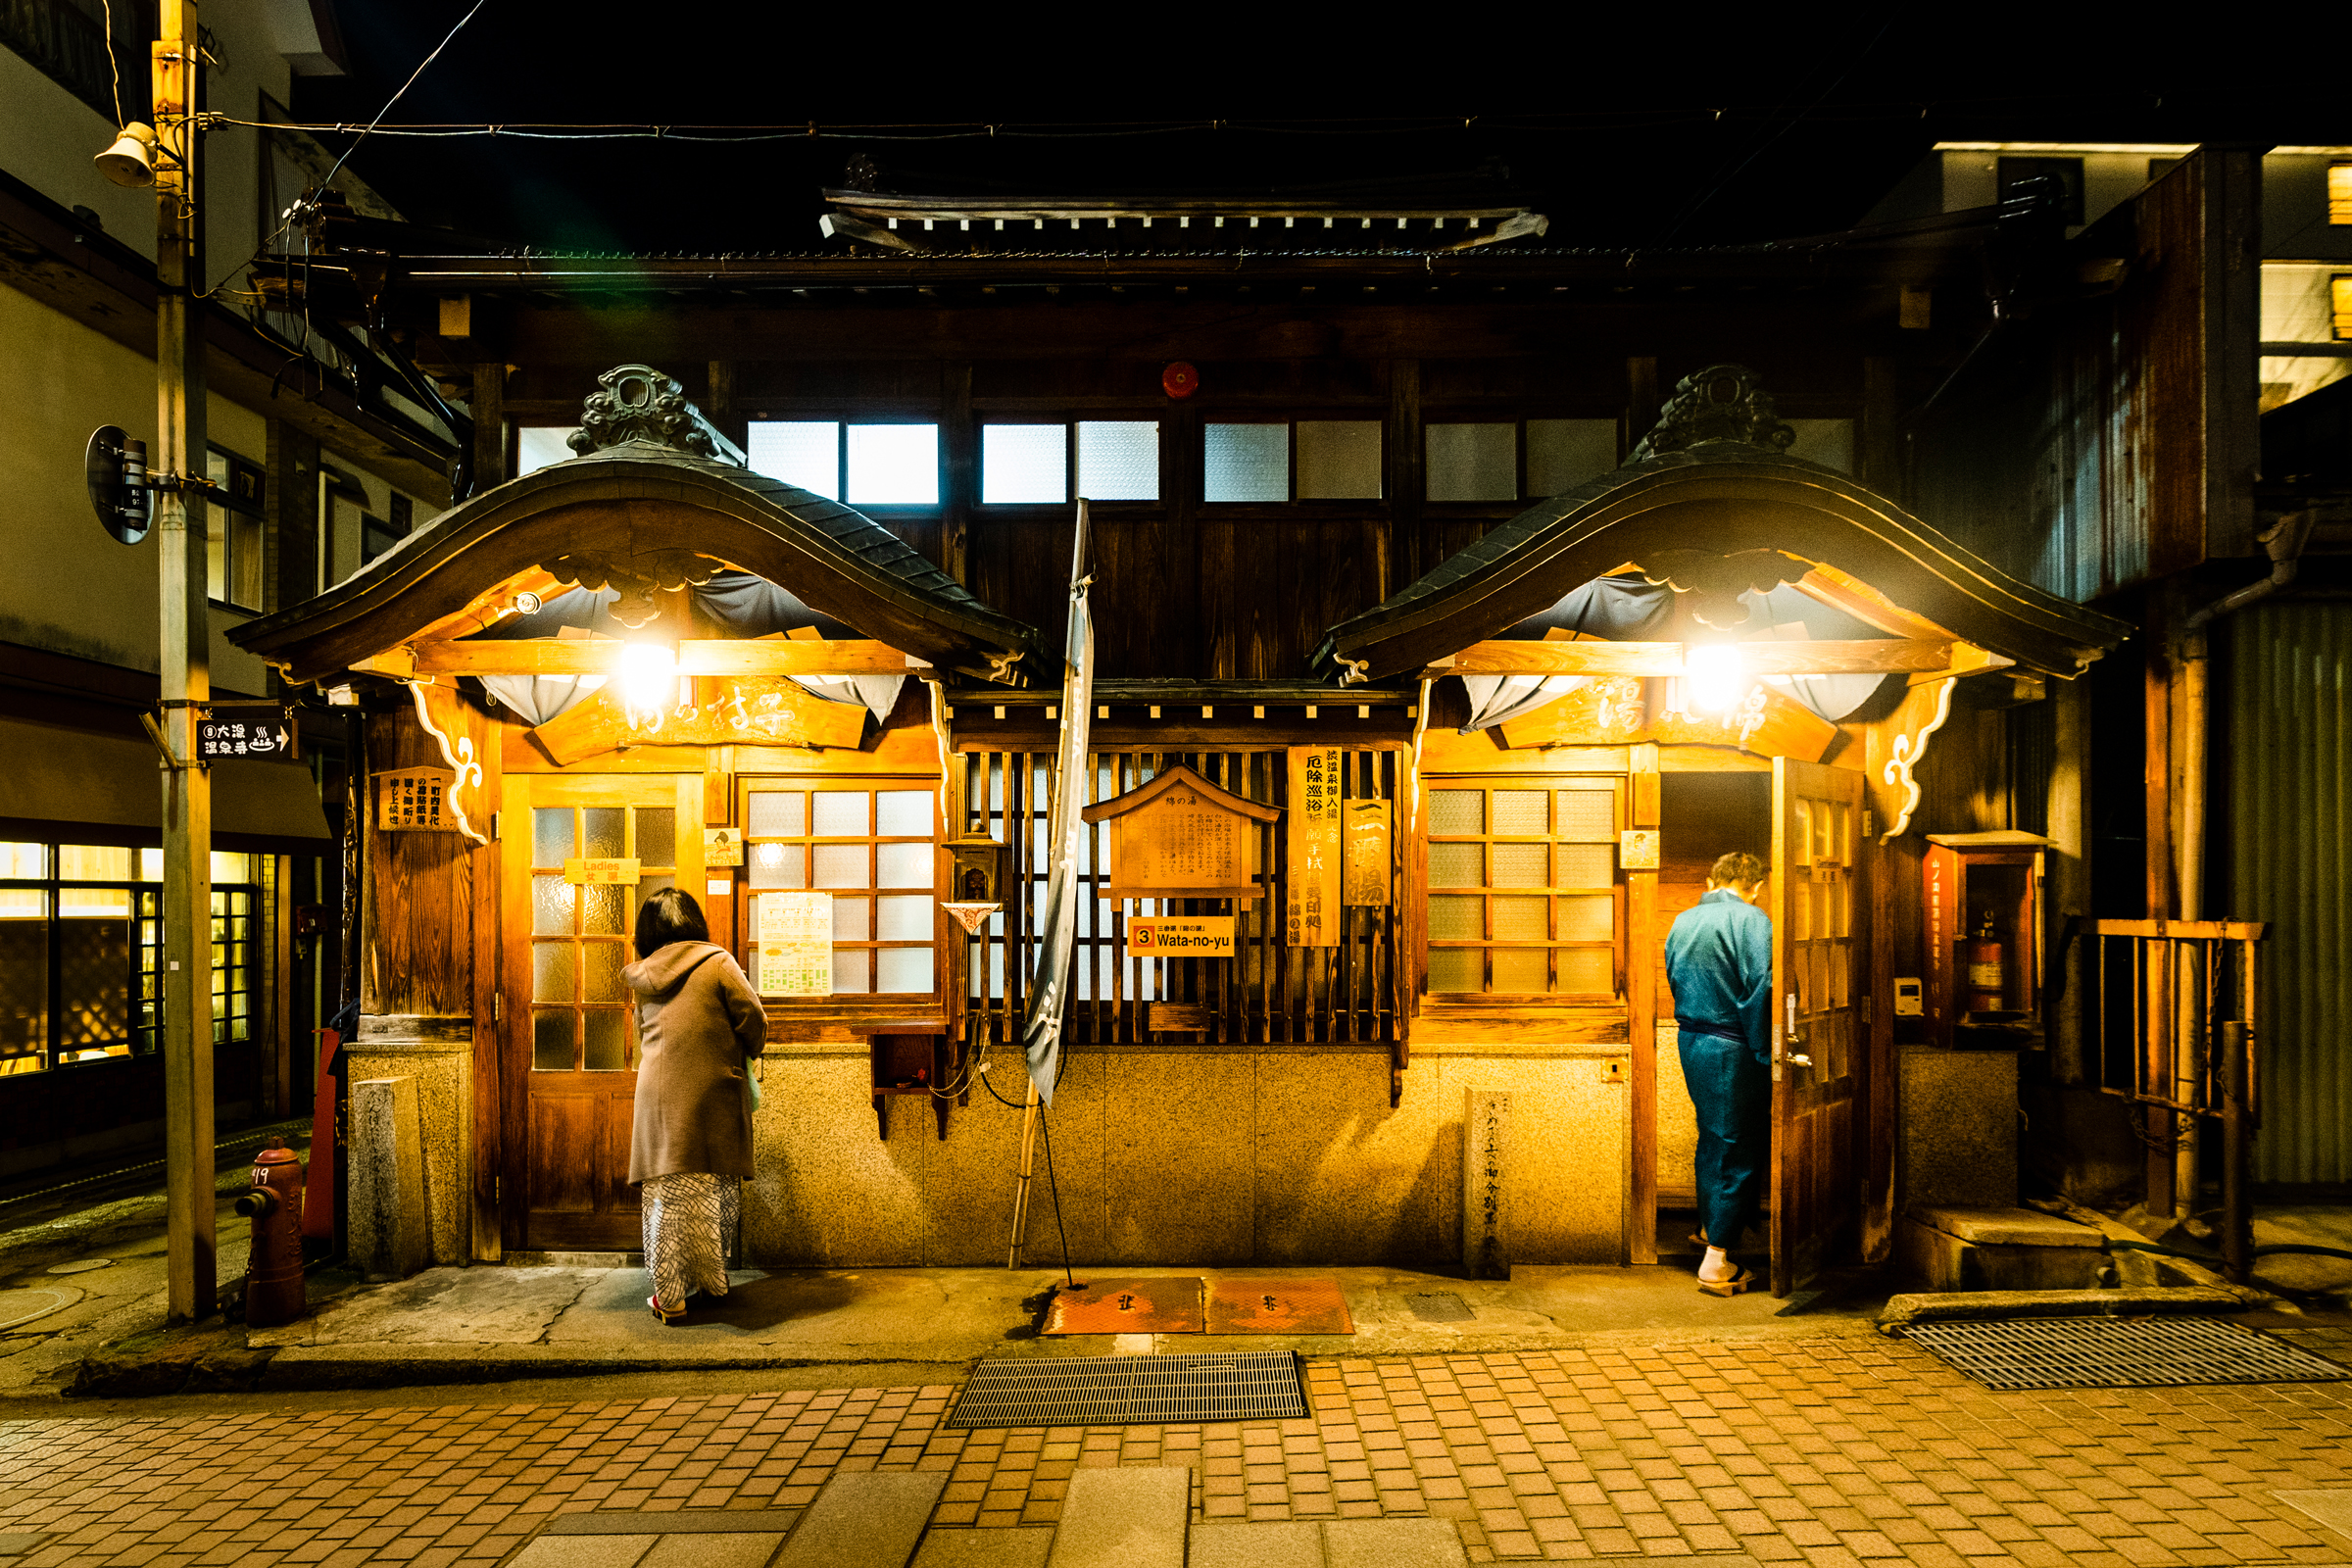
[1080,763,1280,901]
[1343,799,1392,906]
[376,768,455,831]
[1287,746,1342,947]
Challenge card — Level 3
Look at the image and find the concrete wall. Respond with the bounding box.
[744,1042,1628,1269]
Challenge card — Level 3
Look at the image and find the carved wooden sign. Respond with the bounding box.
[1497,676,1835,762]
[1081,764,1279,902]
[1287,746,1342,947]
[375,768,455,831]
[531,679,867,766]
[1343,800,1392,906]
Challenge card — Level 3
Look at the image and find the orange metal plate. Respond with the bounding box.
[1204,1277,1356,1336]
[1044,1277,1205,1335]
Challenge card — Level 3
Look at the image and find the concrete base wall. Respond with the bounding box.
[744,1045,1630,1268]
[1897,1048,2019,1210]
[347,1014,471,1266]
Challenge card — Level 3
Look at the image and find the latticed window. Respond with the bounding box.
[1425,779,1622,999]
[0,843,266,1072]
[741,781,939,997]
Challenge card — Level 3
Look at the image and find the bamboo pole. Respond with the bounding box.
[1006,1077,1041,1268]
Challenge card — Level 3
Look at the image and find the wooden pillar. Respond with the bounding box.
[1389,360,1423,585]
[471,363,508,493]
[1626,742,1661,1265]
[272,854,293,1118]
[941,363,974,583]
[2142,583,2179,1214]
[467,701,505,1262]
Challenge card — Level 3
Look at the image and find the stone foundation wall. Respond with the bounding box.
[743,1043,1629,1268]
[346,1014,472,1266]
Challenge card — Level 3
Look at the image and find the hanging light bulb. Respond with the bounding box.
[618,643,676,727]
[1685,643,1745,714]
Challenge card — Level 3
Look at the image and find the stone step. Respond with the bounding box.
[1047,1466,1191,1568]
[773,1469,948,1568]
[911,1527,1054,1567]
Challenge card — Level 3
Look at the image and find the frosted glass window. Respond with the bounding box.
[533,945,575,1001]
[747,843,805,890]
[831,951,872,994]
[877,843,931,888]
[0,843,42,878]
[634,808,675,869]
[532,1009,572,1070]
[1559,948,1613,994]
[534,808,573,867]
[582,886,624,934]
[813,845,869,888]
[846,424,939,505]
[1426,423,1516,502]
[1560,895,1614,943]
[582,944,626,1003]
[1526,420,1619,496]
[532,876,574,936]
[1429,896,1482,939]
[1493,897,1547,941]
[516,427,577,475]
[1203,424,1287,502]
[60,846,131,880]
[1076,421,1158,500]
[1430,791,1483,834]
[1429,844,1483,887]
[983,424,1065,504]
[1784,419,1854,474]
[1427,949,1482,992]
[1491,950,1548,993]
[1490,844,1548,887]
[832,897,870,941]
[1296,421,1382,499]
[748,421,840,498]
[1555,790,1615,840]
[1557,844,1614,888]
[1492,791,1548,834]
[813,793,869,837]
[584,808,624,858]
[210,852,256,884]
[876,791,932,837]
[877,895,932,940]
[877,948,934,993]
[583,1011,628,1071]
[748,792,806,838]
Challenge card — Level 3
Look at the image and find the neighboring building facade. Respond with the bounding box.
[0,0,459,1176]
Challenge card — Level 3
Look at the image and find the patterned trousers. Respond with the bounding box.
[642,1172,739,1310]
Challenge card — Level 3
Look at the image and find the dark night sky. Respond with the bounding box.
[287,12,2330,254]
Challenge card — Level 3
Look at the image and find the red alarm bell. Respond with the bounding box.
[1161,362,1199,399]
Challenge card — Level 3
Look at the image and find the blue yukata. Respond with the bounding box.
[1663,887,1774,1253]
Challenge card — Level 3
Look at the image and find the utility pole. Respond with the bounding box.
[153,0,215,1325]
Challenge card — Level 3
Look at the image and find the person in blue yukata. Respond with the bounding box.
[1662,851,1773,1297]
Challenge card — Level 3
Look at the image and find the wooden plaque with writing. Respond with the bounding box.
[1081,763,1280,901]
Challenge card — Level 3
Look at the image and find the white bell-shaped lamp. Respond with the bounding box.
[95,122,157,188]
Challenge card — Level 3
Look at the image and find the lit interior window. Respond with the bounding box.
[846,425,940,506]
[982,424,1065,504]
[2330,164,2352,225]
[1075,421,1158,501]
[748,421,841,498]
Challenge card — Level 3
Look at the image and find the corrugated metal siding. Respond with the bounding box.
[2224,603,2352,1184]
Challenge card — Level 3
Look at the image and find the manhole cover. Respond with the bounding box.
[0,1290,74,1333]
[1205,1278,1354,1335]
[1044,1277,1204,1335]
[947,1349,1307,1429]
[1406,1292,1475,1322]
[46,1260,111,1275]
[1897,1315,2352,1392]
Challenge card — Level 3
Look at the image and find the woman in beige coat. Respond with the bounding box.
[625,888,765,1324]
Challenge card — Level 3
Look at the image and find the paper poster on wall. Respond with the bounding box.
[1286,746,1342,947]
[757,891,832,996]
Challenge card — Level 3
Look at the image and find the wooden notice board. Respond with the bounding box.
[1288,746,1342,946]
[1082,763,1280,901]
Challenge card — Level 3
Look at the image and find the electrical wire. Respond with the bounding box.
[315,0,491,196]
[1038,1099,1076,1290]
[98,0,124,129]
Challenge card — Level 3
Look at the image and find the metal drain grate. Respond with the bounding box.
[1897,1315,2352,1392]
[1406,1292,1475,1323]
[947,1349,1307,1429]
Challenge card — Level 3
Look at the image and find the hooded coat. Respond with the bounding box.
[623,941,767,1185]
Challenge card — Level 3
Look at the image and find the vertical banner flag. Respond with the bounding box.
[1287,746,1342,947]
[1022,501,1096,1104]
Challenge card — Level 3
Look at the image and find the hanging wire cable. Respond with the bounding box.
[1037,1103,1077,1290]
[98,0,124,128]
[316,0,491,195]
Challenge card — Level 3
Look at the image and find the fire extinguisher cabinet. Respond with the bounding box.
[1922,831,2051,1048]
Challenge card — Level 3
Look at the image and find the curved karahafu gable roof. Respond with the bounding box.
[230,377,1041,689]
[1313,417,2131,684]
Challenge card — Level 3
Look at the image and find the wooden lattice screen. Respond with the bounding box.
[954,748,1405,1048]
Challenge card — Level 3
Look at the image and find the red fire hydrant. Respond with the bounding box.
[235,1138,307,1327]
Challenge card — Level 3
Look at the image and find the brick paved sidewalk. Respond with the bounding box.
[2,1324,2350,1565]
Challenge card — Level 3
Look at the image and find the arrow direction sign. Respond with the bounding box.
[195,707,301,763]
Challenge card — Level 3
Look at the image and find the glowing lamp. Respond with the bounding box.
[618,642,677,719]
[1686,643,1744,714]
